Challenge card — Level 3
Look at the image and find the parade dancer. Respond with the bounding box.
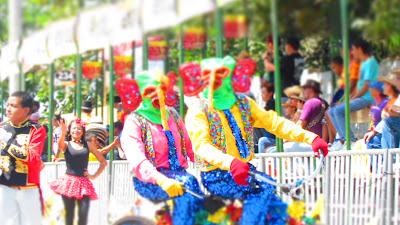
[184,56,329,225]
[119,71,203,225]
[50,119,107,225]
[0,91,47,225]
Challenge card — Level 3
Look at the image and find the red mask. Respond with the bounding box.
[115,78,142,112]
[179,63,205,96]
[232,58,257,93]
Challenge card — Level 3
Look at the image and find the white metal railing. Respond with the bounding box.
[41,149,400,225]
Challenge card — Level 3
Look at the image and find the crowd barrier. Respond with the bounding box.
[41,149,400,225]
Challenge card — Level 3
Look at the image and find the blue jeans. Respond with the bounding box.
[366,134,382,149]
[328,97,371,141]
[381,117,400,149]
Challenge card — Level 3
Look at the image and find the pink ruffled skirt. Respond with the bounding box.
[50,174,98,200]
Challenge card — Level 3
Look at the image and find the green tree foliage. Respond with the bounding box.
[365,0,400,57]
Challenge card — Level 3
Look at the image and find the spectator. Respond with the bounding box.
[282,36,305,89]
[0,91,47,225]
[363,82,388,149]
[263,35,282,83]
[81,100,93,122]
[52,113,64,161]
[261,81,275,111]
[256,81,276,153]
[298,80,329,140]
[29,100,41,122]
[283,85,302,120]
[364,70,400,149]
[263,36,304,91]
[330,56,360,105]
[267,81,327,153]
[329,39,379,150]
[349,51,361,95]
[287,93,305,123]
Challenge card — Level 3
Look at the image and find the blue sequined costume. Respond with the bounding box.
[201,110,288,225]
[133,130,203,225]
[134,169,203,225]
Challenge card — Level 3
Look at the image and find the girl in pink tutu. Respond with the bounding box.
[50,118,107,225]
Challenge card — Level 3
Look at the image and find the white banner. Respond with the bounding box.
[0,42,20,81]
[76,5,120,53]
[110,1,142,46]
[177,0,215,23]
[141,0,178,32]
[18,30,50,72]
[47,18,78,60]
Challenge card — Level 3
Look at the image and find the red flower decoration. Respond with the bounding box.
[115,78,142,112]
[178,63,205,96]
[232,58,257,93]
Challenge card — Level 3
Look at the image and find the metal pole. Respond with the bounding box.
[202,17,208,58]
[101,50,105,123]
[243,0,250,52]
[8,0,22,94]
[178,25,185,118]
[142,35,149,70]
[94,52,99,116]
[0,80,3,121]
[76,54,82,119]
[340,0,351,150]
[270,0,283,152]
[47,62,55,162]
[215,3,224,58]
[131,41,136,78]
[108,46,115,161]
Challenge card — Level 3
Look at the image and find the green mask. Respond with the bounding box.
[135,71,168,125]
[202,56,237,110]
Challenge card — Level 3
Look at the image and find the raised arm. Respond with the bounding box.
[56,120,68,158]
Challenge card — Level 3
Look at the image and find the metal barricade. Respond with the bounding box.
[41,149,400,225]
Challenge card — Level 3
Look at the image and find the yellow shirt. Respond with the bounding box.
[185,97,318,171]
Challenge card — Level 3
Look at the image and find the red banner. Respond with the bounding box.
[224,15,247,39]
[183,28,207,50]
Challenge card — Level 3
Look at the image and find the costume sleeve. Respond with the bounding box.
[176,115,194,162]
[249,98,318,144]
[7,126,46,163]
[185,108,235,170]
[120,114,162,184]
[27,126,46,162]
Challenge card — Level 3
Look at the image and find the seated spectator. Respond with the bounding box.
[290,94,305,123]
[282,85,302,120]
[329,39,379,150]
[297,80,329,140]
[256,81,276,153]
[363,82,388,149]
[364,70,400,148]
[267,82,326,153]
